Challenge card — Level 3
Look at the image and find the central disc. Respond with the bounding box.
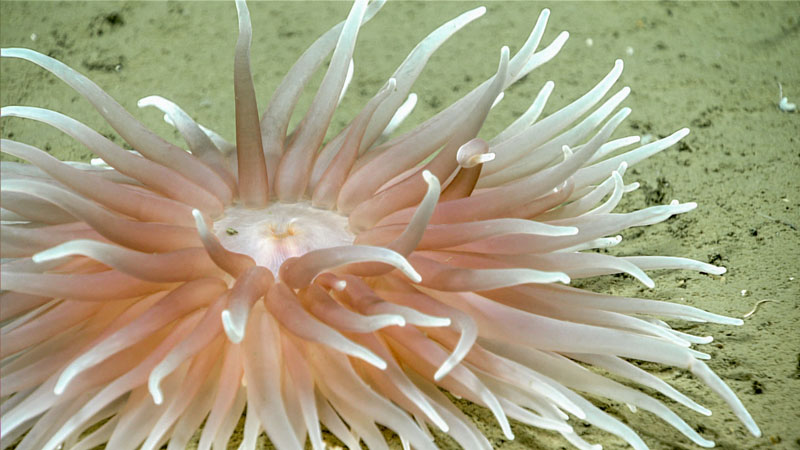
[213,202,355,275]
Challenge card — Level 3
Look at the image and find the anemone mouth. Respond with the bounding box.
[213,202,354,275]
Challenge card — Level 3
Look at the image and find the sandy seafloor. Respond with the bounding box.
[0,1,798,449]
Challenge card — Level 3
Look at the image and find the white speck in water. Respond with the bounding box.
[778,82,797,112]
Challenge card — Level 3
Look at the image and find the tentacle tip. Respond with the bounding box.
[571,407,587,420]
[672,200,697,213]
[31,248,61,264]
[221,310,245,344]
[421,169,438,187]
[148,381,164,405]
[136,96,157,108]
[31,252,49,264]
[53,376,70,396]
[562,226,579,236]
[400,262,423,283]
[370,357,388,370]
[434,364,453,381]
[162,113,176,127]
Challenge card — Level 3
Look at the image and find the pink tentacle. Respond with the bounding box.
[32,240,223,283]
[347,47,509,230]
[313,78,395,209]
[2,179,201,253]
[0,106,219,219]
[274,0,368,202]
[192,210,255,277]
[1,223,105,258]
[0,49,233,207]
[241,303,303,450]
[0,270,169,302]
[1,139,194,226]
[233,0,269,207]
[221,265,273,344]
[264,281,386,369]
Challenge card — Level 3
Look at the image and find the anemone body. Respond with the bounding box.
[0,1,760,450]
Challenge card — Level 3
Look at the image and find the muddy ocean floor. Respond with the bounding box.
[1,1,798,450]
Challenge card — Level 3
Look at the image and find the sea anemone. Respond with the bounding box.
[0,1,761,449]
